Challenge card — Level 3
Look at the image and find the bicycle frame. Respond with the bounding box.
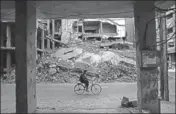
[74,77,102,95]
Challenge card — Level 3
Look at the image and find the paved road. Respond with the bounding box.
[1,79,175,113]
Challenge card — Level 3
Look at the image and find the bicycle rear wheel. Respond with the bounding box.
[74,83,85,95]
[91,84,102,95]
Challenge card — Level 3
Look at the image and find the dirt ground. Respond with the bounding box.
[1,78,175,113]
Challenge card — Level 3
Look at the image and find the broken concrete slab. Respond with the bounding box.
[121,97,138,108]
[2,36,137,84]
[121,96,129,107]
[54,47,83,60]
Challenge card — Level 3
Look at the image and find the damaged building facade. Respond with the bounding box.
[77,18,126,41]
[0,19,62,72]
[0,22,16,72]
[1,1,175,113]
[55,18,126,43]
[166,5,176,68]
[0,18,127,72]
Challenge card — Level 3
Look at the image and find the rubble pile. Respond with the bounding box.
[1,40,137,84]
[1,59,137,84]
[97,61,137,83]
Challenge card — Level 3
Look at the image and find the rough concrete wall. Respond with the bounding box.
[102,23,116,33]
[125,18,135,43]
[61,19,79,44]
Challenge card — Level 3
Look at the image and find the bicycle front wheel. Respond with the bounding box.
[74,83,85,95]
[91,84,102,95]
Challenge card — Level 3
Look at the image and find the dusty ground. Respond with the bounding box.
[1,75,175,113]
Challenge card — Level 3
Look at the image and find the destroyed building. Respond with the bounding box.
[166,5,176,68]
[155,5,176,68]
[0,18,129,73]
[0,19,61,72]
[77,18,126,41]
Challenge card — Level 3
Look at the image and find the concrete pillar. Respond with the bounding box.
[36,19,38,60]
[47,19,51,49]
[52,19,55,36]
[6,24,11,47]
[52,20,55,49]
[160,13,169,101]
[52,41,55,49]
[168,55,172,68]
[82,22,84,34]
[47,39,50,49]
[133,1,160,113]
[6,52,11,70]
[99,21,103,34]
[15,1,37,113]
[47,20,50,35]
[77,20,79,33]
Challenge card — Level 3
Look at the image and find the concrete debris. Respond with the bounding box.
[121,96,129,107]
[1,39,137,84]
[121,96,138,108]
[100,42,130,50]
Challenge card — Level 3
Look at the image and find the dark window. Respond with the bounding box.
[37,32,41,49]
[50,41,53,49]
[1,23,7,47]
[54,34,61,41]
[37,27,42,38]
[166,13,173,20]
[167,27,173,34]
[11,51,16,65]
[3,52,6,68]
[50,20,52,35]
[44,39,47,49]
[11,23,15,47]
[78,26,82,32]
[44,30,48,36]
[72,21,78,32]
[168,42,174,47]
[85,30,96,33]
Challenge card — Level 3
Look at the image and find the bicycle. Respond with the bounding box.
[74,78,102,95]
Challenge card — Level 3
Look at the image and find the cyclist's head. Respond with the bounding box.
[83,70,87,73]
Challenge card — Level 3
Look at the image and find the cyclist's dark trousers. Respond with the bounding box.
[81,79,89,88]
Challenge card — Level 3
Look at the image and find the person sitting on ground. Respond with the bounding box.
[79,70,89,92]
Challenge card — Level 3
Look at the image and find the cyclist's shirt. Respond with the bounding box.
[79,73,87,82]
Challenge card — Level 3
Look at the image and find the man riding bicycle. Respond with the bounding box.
[79,70,89,92]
